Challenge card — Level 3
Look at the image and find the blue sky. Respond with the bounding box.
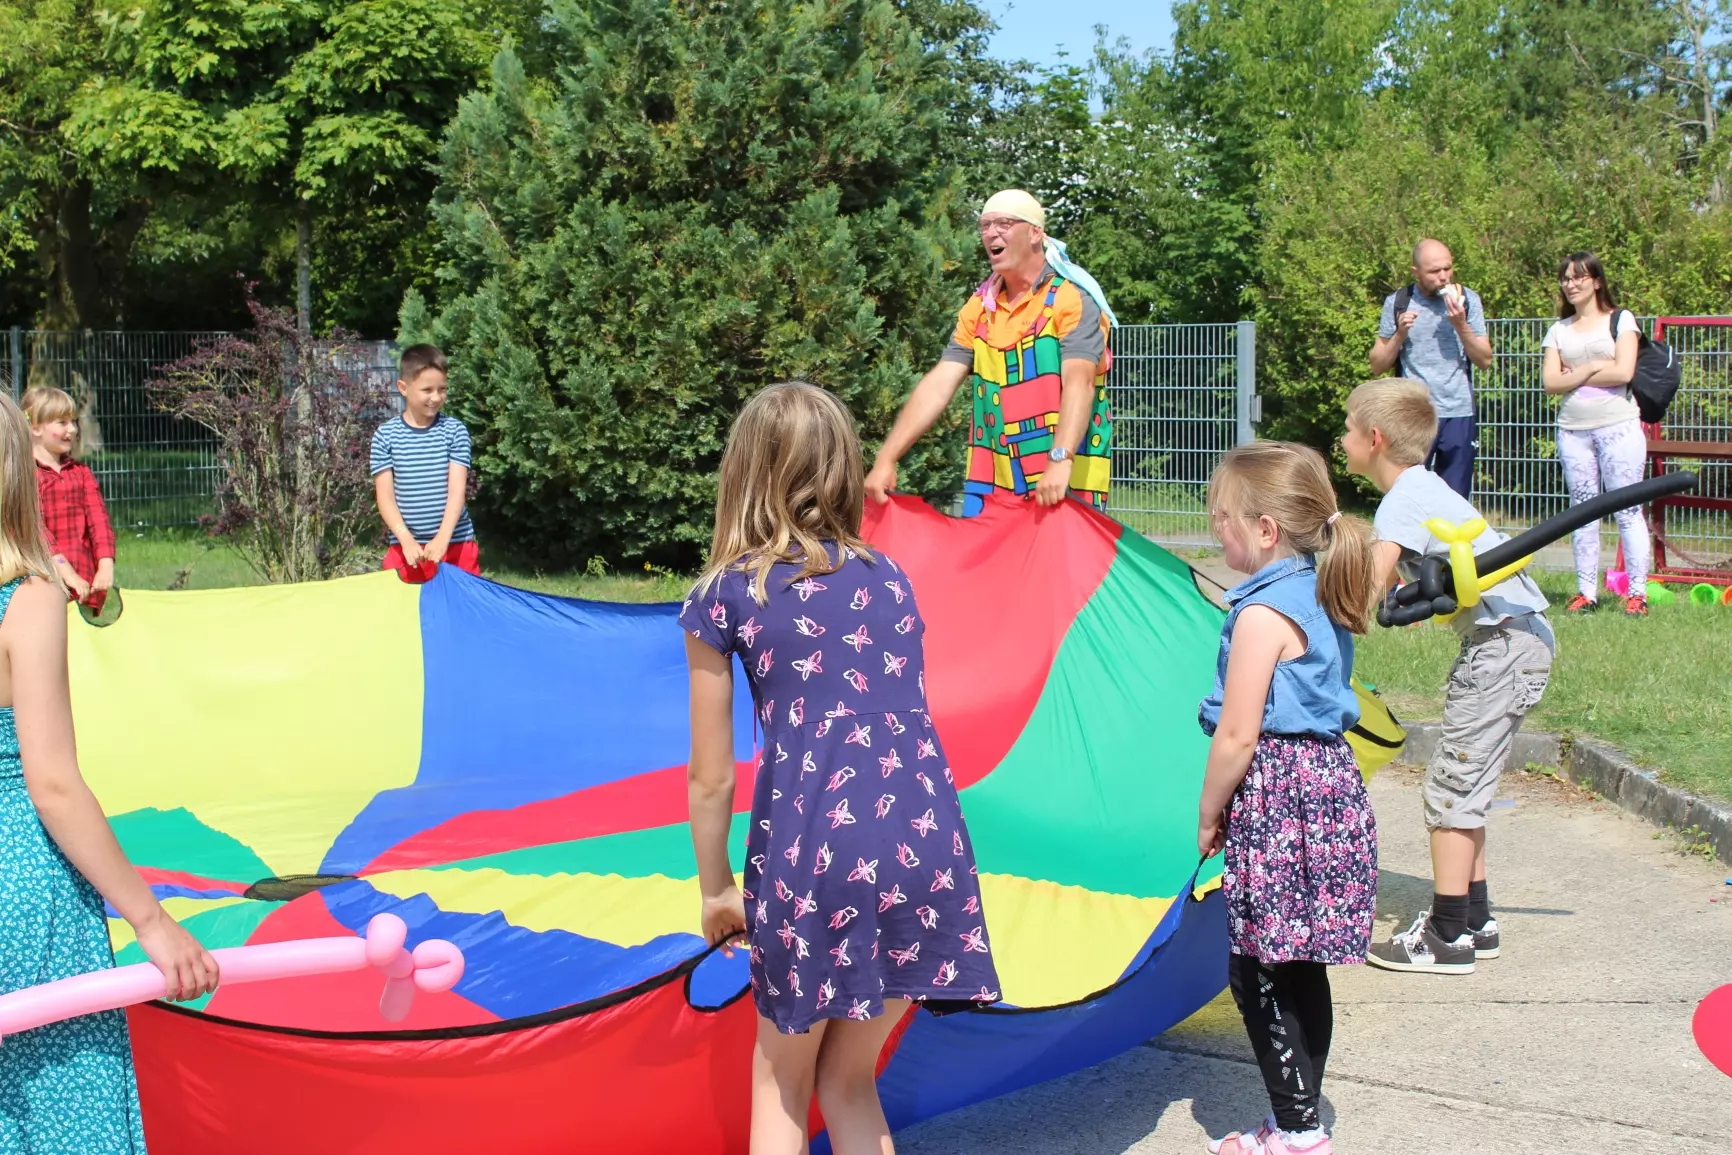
[987,0,1175,71]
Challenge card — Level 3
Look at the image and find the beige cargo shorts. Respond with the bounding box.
[1424,617,1555,831]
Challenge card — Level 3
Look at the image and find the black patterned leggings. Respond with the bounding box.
[1227,953,1334,1133]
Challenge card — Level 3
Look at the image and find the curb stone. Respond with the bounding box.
[1398,722,1732,864]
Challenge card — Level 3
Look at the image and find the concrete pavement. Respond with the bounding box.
[897,764,1732,1154]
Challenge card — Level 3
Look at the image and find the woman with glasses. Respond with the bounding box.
[1540,251,1650,616]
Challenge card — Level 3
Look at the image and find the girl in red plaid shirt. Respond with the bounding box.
[22,387,115,604]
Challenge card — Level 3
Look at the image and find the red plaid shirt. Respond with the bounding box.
[36,457,116,584]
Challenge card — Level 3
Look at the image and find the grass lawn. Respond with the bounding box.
[112,532,688,602]
[1354,568,1732,807]
[114,533,1732,803]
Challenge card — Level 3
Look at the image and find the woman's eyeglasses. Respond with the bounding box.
[1559,274,1594,286]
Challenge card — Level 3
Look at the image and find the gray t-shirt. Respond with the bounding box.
[1374,466,1553,647]
[1378,286,1486,419]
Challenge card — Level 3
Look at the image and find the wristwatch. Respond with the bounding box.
[1047,446,1071,463]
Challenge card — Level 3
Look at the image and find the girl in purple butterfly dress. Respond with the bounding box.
[682,382,999,1155]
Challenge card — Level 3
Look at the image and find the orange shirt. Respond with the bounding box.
[941,265,1109,366]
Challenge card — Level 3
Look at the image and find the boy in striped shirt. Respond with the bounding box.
[370,344,481,576]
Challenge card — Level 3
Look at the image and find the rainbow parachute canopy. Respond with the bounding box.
[71,495,1401,1152]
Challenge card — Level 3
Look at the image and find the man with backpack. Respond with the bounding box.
[1369,239,1494,498]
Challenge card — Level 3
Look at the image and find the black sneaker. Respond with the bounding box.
[1366,911,1476,974]
[1471,917,1500,959]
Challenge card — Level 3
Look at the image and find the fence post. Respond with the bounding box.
[7,328,19,400]
[1235,319,1258,445]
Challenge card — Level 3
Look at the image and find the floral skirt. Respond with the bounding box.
[1222,736,1377,965]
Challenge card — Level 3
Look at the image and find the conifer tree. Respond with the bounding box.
[408,0,998,567]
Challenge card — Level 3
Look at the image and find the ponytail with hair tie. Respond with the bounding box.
[1208,441,1381,634]
[1316,510,1379,634]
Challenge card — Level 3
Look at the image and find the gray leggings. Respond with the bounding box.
[1558,419,1649,598]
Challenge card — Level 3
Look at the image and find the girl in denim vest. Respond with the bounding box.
[1196,441,1381,1155]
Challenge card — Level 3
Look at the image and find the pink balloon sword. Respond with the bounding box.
[0,913,464,1043]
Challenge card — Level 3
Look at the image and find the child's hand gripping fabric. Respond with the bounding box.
[53,557,90,603]
[685,634,747,958]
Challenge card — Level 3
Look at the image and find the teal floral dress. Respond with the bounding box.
[0,577,148,1152]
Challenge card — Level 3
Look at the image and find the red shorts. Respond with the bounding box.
[383,540,481,581]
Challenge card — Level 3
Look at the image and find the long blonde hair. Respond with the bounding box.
[0,393,62,586]
[1208,441,1379,634]
[697,382,873,605]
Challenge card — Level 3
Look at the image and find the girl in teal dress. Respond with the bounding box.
[0,392,218,1152]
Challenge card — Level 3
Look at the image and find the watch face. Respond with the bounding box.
[1048,447,1068,462]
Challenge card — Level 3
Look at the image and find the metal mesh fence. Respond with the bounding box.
[5,331,225,530]
[1104,322,1249,549]
[1643,319,1732,580]
[1475,316,1732,574]
[5,320,1724,564]
[1105,316,1732,573]
[2,329,399,531]
[1472,317,1568,564]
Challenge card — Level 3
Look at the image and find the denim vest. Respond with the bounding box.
[1197,555,1360,740]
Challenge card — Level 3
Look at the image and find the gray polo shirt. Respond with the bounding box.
[1374,466,1553,649]
[1378,286,1485,419]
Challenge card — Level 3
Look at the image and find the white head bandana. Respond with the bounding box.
[980,189,1048,229]
[975,190,1118,326]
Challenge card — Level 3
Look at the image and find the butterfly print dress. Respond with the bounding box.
[681,547,999,1033]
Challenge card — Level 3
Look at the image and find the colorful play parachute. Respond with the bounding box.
[68,494,1402,1153]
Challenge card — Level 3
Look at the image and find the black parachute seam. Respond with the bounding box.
[140,890,1223,1038]
[143,945,728,1040]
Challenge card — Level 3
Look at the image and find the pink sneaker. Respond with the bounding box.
[1265,1131,1333,1155]
[1207,1118,1274,1154]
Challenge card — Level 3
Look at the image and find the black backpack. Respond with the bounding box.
[1608,311,1681,424]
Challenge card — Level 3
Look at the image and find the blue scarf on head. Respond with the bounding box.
[976,237,1118,328]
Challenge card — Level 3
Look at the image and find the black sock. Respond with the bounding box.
[1431,892,1469,943]
[1467,880,1490,930]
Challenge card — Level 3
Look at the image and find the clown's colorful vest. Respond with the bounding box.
[962,275,1113,517]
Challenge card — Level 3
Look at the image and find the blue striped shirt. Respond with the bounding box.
[369,415,475,544]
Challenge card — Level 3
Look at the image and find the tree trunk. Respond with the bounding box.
[297,203,312,334]
[1686,2,1724,205]
[100,198,152,329]
[35,180,100,330]
[31,179,151,331]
